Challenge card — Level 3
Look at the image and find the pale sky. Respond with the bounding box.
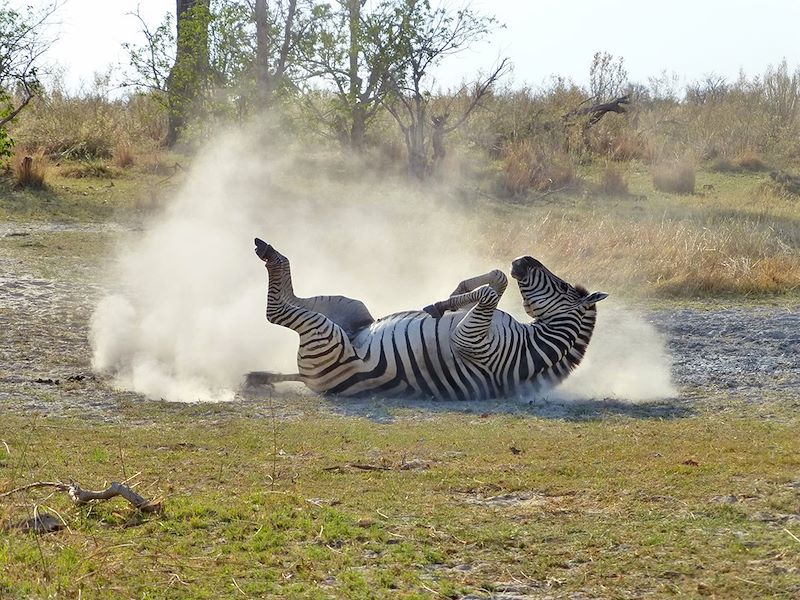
[12,0,800,93]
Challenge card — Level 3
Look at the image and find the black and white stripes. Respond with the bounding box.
[254,239,607,400]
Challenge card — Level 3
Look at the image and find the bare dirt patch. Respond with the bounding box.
[1,227,798,422]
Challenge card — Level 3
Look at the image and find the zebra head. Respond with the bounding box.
[510,256,608,319]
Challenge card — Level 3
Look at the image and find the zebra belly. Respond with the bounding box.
[307,311,507,400]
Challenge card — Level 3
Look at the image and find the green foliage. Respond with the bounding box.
[0,2,52,158]
[122,11,176,94]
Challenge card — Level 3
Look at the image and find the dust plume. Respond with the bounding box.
[90,128,676,403]
[90,129,488,401]
[553,303,677,402]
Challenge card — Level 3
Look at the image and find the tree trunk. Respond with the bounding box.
[346,0,364,150]
[254,0,270,104]
[166,0,210,147]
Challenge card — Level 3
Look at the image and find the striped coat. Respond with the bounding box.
[254,239,607,400]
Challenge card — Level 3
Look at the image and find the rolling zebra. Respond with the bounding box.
[251,238,607,400]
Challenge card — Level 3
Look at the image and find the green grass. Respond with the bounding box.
[2,402,799,599]
[0,160,185,222]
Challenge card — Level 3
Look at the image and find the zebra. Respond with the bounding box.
[251,238,607,400]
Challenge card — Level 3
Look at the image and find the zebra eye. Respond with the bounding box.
[558,281,568,293]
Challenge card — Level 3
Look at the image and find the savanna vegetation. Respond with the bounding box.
[1,1,799,598]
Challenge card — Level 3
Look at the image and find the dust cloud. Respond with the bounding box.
[90,128,676,403]
[553,304,677,402]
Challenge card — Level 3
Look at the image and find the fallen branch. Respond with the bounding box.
[565,94,631,126]
[1,480,162,513]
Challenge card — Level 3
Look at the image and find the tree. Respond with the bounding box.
[124,0,311,139]
[251,0,307,105]
[166,0,211,146]
[0,1,59,157]
[383,0,507,178]
[303,0,405,149]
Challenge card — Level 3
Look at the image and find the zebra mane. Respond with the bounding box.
[575,284,589,296]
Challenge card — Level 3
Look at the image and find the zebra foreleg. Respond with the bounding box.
[449,269,508,299]
[423,269,508,318]
[423,284,499,322]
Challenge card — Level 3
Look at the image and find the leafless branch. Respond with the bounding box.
[1,480,163,513]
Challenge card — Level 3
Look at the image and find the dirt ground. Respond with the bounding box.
[1,224,798,421]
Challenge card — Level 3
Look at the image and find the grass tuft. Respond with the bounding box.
[59,159,114,179]
[653,162,696,194]
[12,153,47,189]
[597,164,629,195]
[498,139,576,195]
[112,143,135,169]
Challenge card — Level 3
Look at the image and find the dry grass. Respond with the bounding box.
[652,162,696,194]
[711,150,769,173]
[11,153,47,189]
[597,164,629,195]
[9,89,166,160]
[112,143,135,168]
[487,202,800,297]
[498,139,576,195]
[59,159,114,179]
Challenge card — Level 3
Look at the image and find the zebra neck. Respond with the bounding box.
[527,304,598,387]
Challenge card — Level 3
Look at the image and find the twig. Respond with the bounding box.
[231,577,247,597]
[784,528,800,544]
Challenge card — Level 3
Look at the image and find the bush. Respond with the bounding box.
[598,165,629,195]
[60,159,114,179]
[498,139,576,196]
[711,150,768,173]
[653,162,695,194]
[12,153,47,188]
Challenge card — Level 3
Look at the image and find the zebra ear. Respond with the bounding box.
[579,291,609,307]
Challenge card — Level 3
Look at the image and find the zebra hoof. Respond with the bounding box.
[423,303,443,319]
[254,237,276,262]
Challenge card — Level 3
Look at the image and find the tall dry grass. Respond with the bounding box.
[11,152,48,189]
[497,139,576,195]
[487,209,800,297]
[10,89,166,159]
[652,162,696,194]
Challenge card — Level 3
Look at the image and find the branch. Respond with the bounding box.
[0,87,34,129]
[564,94,631,126]
[442,57,510,134]
[1,480,163,513]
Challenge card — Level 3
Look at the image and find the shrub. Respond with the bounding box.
[113,143,135,168]
[652,162,695,194]
[732,149,768,171]
[711,150,768,173]
[598,165,629,195]
[12,153,47,188]
[60,159,114,179]
[498,139,576,196]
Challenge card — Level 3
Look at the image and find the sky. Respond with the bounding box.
[11,0,800,93]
